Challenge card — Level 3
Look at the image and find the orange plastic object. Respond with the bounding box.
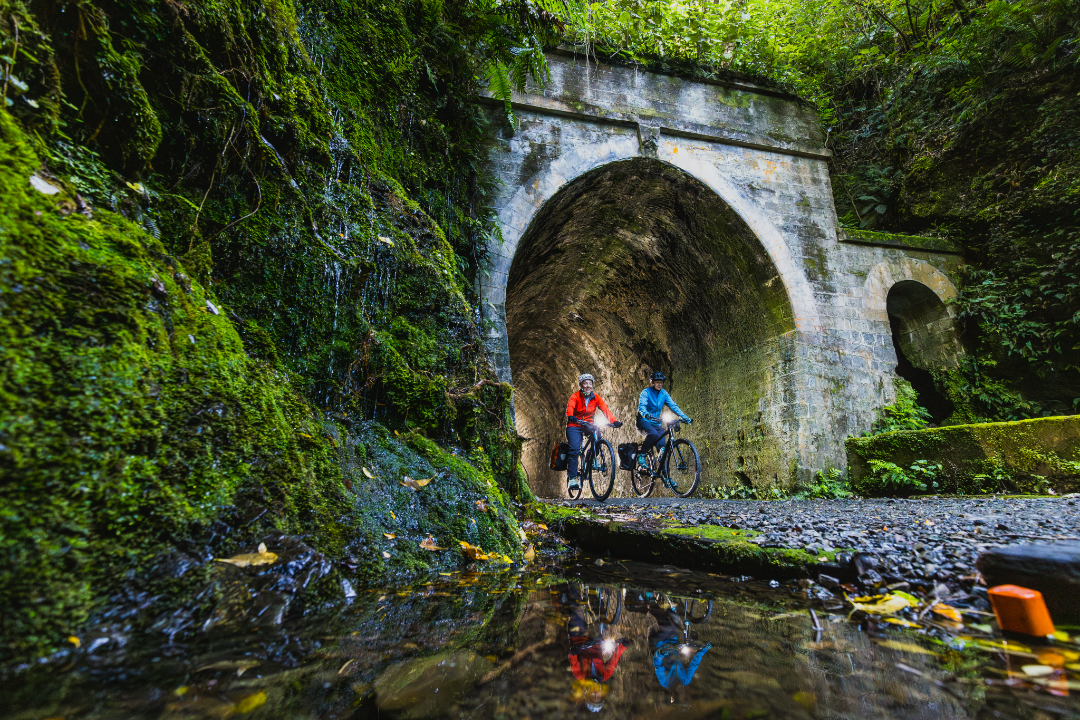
[988,585,1055,637]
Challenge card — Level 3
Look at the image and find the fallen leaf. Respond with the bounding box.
[197,659,261,675]
[390,511,396,520]
[401,476,434,490]
[874,639,939,656]
[377,235,394,246]
[883,617,922,628]
[363,467,375,479]
[523,544,536,562]
[420,535,445,551]
[382,551,391,558]
[1022,665,1056,677]
[67,635,80,648]
[125,181,145,194]
[234,690,267,714]
[849,593,913,615]
[30,174,60,195]
[475,499,489,512]
[932,604,962,622]
[459,540,496,560]
[383,533,397,539]
[215,542,278,568]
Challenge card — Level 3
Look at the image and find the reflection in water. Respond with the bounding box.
[645,596,712,691]
[1,556,1076,719]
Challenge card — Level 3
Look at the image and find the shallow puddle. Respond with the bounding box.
[3,555,1077,719]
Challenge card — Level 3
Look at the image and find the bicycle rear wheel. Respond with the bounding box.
[588,439,616,501]
[664,438,701,498]
[631,450,656,497]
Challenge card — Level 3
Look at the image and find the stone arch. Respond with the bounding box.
[503,156,804,497]
[864,257,959,327]
[486,135,823,338]
[865,259,963,422]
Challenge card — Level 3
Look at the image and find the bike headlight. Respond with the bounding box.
[661,409,677,424]
[602,639,616,654]
[680,644,694,656]
[594,415,609,429]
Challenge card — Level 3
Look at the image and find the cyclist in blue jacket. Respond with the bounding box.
[636,372,692,475]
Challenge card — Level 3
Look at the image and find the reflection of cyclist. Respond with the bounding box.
[565,374,621,494]
[636,372,692,474]
[564,585,628,712]
[647,604,711,690]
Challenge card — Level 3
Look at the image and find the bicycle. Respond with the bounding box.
[630,418,701,498]
[566,417,617,501]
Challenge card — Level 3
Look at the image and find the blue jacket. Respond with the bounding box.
[652,641,711,689]
[637,386,690,424]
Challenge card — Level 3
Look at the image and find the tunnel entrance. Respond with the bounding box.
[506,158,799,498]
[886,280,960,424]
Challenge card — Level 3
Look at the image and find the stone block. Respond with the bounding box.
[977,542,1080,623]
[846,415,1080,496]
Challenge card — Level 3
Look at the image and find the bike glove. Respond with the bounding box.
[611,420,623,428]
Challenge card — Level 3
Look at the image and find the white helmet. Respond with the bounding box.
[578,373,595,384]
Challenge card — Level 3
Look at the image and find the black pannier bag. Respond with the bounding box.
[617,442,639,471]
[550,442,569,471]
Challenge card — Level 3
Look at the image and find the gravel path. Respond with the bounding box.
[544,495,1080,590]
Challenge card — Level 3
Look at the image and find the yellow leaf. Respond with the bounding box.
[883,617,922,628]
[215,543,278,568]
[538,524,548,530]
[1053,630,1071,642]
[420,535,445,551]
[932,604,962,622]
[383,533,397,539]
[523,544,536,562]
[377,235,394,246]
[390,511,396,519]
[363,467,375,479]
[67,635,80,648]
[401,476,433,490]
[1022,665,1056,677]
[300,432,312,439]
[234,690,267,714]
[382,551,391,558]
[874,639,939,656]
[459,540,495,560]
[850,594,912,615]
[475,499,489,512]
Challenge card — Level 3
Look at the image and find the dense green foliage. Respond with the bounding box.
[545,0,1080,418]
[0,0,559,664]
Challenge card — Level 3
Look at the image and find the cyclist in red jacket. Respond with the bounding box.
[565,374,621,494]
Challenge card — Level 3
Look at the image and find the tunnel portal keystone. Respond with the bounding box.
[479,51,965,497]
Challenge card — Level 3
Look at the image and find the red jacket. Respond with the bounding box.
[566,391,617,427]
[569,640,626,681]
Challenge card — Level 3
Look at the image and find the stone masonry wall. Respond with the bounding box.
[479,51,966,496]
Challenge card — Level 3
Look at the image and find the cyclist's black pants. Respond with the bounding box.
[566,424,584,479]
[637,417,666,456]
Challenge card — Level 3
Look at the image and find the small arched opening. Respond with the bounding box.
[885,280,962,423]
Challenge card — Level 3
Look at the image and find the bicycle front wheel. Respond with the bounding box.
[664,438,701,498]
[589,439,616,501]
[631,450,656,498]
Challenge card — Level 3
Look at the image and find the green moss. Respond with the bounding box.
[838,227,963,254]
[0,0,545,666]
[662,525,759,541]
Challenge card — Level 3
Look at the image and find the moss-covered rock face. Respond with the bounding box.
[0,0,540,665]
[505,158,797,498]
[846,415,1080,496]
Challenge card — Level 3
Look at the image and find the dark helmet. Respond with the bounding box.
[650,371,667,381]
